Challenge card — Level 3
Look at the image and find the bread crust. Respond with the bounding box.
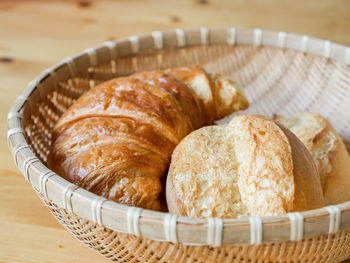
[48,66,248,210]
[275,112,350,205]
[166,114,324,218]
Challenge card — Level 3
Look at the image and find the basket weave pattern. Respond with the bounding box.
[40,192,350,262]
[23,44,350,166]
[8,28,350,262]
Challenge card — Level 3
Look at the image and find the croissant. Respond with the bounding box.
[48,65,248,210]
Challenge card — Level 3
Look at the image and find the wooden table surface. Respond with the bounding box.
[1,1,350,262]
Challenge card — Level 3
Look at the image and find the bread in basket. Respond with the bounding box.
[7,27,350,262]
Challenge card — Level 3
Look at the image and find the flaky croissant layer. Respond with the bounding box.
[48,65,248,210]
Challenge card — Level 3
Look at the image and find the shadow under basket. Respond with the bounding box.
[7,27,350,262]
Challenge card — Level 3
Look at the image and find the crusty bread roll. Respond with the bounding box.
[274,112,350,205]
[48,65,248,211]
[166,114,324,218]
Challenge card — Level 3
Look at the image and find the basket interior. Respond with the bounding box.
[23,44,350,166]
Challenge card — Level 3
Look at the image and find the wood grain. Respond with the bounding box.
[1,0,350,262]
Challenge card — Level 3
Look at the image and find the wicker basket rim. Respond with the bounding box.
[7,27,350,246]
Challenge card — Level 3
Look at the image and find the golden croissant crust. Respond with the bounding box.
[48,65,248,210]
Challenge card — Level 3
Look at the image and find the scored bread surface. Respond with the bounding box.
[166,114,324,218]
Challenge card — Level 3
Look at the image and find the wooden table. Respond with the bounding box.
[1,1,350,262]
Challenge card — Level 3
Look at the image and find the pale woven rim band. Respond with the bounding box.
[346,48,350,65]
[152,31,163,50]
[301,35,309,53]
[249,216,263,245]
[8,127,23,138]
[254,28,262,47]
[287,212,304,241]
[36,83,45,100]
[207,218,223,246]
[12,145,30,167]
[128,35,140,54]
[14,96,27,110]
[91,196,107,225]
[104,41,118,60]
[325,206,341,234]
[61,57,77,77]
[323,40,332,59]
[7,111,22,120]
[63,184,79,213]
[164,214,178,243]
[84,48,97,67]
[39,170,56,199]
[27,80,36,91]
[227,27,236,45]
[278,31,287,49]
[200,27,209,45]
[23,157,39,183]
[127,207,142,236]
[48,69,57,89]
[175,29,186,47]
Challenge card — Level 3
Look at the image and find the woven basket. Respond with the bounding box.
[7,27,350,262]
